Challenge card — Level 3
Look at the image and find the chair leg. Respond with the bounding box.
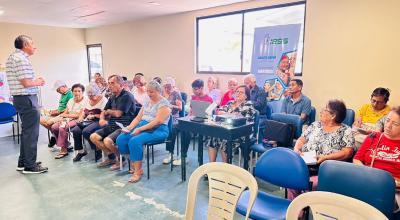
[238,148,242,166]
[146,145,150,180]
[170,152,173,172]
[176,130,180,157]
[151,145,154,164]
[12,123,15,141]
[120,155,123,171]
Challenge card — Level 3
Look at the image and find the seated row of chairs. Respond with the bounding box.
[186,148,395,220]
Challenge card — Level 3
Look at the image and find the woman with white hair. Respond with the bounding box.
[207,76,221,105]
[70,83,108,162]
[116,80,171,183]
[162,77,183,165]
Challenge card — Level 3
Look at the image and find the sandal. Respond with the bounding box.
[128,169,143,183]
[55,152,69,159]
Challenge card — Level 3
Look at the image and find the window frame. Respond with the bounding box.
[86,44,104,81]
[196,1,307,75]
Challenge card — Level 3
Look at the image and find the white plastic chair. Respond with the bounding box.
[184,162,258,220]
[286,191,388,220]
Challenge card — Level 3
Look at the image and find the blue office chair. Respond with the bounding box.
[144,115,174,179]
[0,102,19,143]
[342,109,355,127]
[317,160,395,219]
[180,92,188,104]
[308,106,316,125]
[236,147,310,220]
[271,113,303,139]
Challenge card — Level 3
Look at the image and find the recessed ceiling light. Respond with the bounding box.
[148,1,160,6]
[0,10,4,15]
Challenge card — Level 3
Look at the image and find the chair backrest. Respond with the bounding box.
[254,147,309,190]
[267,99,283,114]
[317,160,395,218]
[342,108,355,127]
[286,191,388,220]
[308,106,316,125]
[263,119,294,147]
[179,100,186,118]
[0,103,17,120]
[271,113,303,139]
[185,162,258,220]
[181,92,188,104]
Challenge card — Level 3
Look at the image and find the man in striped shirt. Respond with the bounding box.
[6,35,48,174]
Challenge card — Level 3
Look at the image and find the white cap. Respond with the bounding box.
[164,77,175,87]
[53,80,67,90]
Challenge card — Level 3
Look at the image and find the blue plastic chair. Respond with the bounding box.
[236,147,310,220]
[308,106,316,125]
[342,109,355,127]
[271,113,303,139]
[144,115,174,179]
[317,160,395,219]
[0,102,19,143]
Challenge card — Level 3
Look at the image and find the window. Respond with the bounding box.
[87,44,104,81]
[196,1,306,75]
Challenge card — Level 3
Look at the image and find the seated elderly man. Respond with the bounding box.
[40,80,73,147]
[281,79,311,124]
[90,75,136,168]
[116,80,171,183]
[243,74,267,116]
[290,99,355,199]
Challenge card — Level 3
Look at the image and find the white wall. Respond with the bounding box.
[85,0,400,113]
[0,22,88,136]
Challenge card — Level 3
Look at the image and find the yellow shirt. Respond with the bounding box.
[357,104,390,124]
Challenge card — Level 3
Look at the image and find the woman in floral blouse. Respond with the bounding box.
[289,99,355,199]
[207,85,256,163]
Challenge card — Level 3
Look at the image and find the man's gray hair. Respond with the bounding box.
[86,83,102,96]
[108,75,125,85]
[244,73,256,82]
[14,35,32,49]
[147,80,162,93]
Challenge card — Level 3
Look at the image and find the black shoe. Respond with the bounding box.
[17,161,42,171]
[95,150,103,161]
[48,137,56,148]
[73,151,88,162]
[22,164,48,174]
[67,146,74,152]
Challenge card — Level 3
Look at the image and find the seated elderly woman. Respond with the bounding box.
[116,80,171,183]
[161,77,183,166]
[289,99,355,199]
[353,106,400,212]
[220,78,238,106]
[207,85,256,163]
[70,83,108,162]
[51,83,87,159]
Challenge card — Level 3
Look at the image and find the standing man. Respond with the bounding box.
[6,35,48,174]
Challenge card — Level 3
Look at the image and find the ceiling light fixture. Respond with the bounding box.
[0,10,4,15]
[147,1,160,6]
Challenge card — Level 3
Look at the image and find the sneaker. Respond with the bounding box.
[162,156,173,164]
[73,151,88,162]
[22,164,48,174]
[172,159,182,166]
[48,137,56,148]
[17,161,42,171]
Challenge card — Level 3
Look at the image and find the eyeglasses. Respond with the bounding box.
[385,117,400,127]
[371,98,386,105]
[320,107,333,114]
[235,90,245,94]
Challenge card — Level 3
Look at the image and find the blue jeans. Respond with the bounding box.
[116,120,169,161]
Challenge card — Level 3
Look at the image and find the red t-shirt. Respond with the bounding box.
[354,132,400,179]
[220,91,234,106]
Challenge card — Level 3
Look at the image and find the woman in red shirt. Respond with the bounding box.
[354,106,400,212]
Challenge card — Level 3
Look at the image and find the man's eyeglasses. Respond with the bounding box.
[371,99,386,105]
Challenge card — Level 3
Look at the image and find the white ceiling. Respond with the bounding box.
[0,0,250,28]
